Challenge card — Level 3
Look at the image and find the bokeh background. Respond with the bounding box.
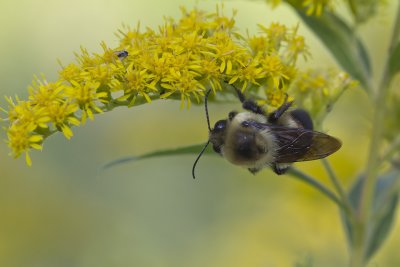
[0,0,399,266]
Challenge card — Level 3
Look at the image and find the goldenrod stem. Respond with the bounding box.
[349,2,400,266]
[381,136,400,163]
[322,159,346,200]
[321,159,352,216]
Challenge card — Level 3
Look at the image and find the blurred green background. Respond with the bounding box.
[0,0,399,266]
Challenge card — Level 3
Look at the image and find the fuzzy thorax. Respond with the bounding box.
[221,112,278,169]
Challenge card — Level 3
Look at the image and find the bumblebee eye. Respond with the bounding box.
[213,120,227,132]
[241,121,250,128]
[228,111,237,120]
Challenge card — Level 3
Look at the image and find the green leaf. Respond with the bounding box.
[366,170,400,260]
[102,143,214,170]
[342,170,400,260]
[294,10,372,92]
[293,254,314,267]
[387,42,400,78]
[341,174,362,247]
[348,0,379,25]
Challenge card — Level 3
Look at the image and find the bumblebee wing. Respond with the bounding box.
[246,121,342,163]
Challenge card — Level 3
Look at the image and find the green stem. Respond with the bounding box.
[287,167,345,209]
[381,136,400,163]
[322,159,346,200]
[321,159,352,215]
[349,226,366,267]
[347,0,358,22]
[350,2,400,266]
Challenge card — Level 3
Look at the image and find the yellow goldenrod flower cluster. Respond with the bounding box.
[266,0,386,22]
[301,0,333,15]
[266,0,333,16]
[2,6,311,165]
[289,69,357,129]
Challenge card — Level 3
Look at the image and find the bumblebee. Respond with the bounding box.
[192,87,342,178]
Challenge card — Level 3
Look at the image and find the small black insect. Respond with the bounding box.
[115,50,128,60]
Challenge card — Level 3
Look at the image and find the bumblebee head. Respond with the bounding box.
[209,119,227,154]
[209,111,239,153]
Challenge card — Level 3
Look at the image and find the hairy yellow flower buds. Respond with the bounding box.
[2,6,315,165]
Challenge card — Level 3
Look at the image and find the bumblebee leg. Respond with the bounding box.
[242,100,265,115]
[233,85,246,103]
[272,163,290,175]
[268,101,293,122]
[248,167,260,175]
[230,83,265,115]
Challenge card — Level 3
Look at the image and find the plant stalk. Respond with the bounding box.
[349,2,400,266]
[322,159,348,203]
[321,159,353,217]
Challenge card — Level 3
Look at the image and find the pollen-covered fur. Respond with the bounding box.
[221,112,278,170]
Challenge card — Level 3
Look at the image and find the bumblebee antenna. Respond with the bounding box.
[204,89,212,132]
[192,140,211,179]
[192,89,213,179]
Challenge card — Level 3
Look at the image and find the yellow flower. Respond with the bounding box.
[259,22,287,51]
[6,97,51,129]
[228,60,264,91]
[260,54,289,89]
[302,0,332,16]
[266,0,333,16]
[161,69,205,109]
[119,67,157,105]
[65,80,107,123]
[285,25,310,63]
[197,58,223,92]
[266,87,289,107]
[207,5,237,31]
[58,63,83,83]
[74,46,102,68]
[178,7,209,31]
[7,123,43,166]
[265,0,282,8]
[290,69,356,128]
[46,102,80,139]
[2,5,311,164]
[206,31,247,75]
[28,79,65,107]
